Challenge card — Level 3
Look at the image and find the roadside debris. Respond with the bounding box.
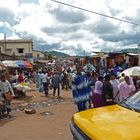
[40,111,53,117]
[11,98,65,112]
[25,108,36,114]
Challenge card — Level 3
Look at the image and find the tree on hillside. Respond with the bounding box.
[48,53,53,60]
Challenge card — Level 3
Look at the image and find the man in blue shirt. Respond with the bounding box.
[72,64,91,112]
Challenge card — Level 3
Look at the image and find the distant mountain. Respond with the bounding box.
[48,51,70,58]
[120,48,138,53]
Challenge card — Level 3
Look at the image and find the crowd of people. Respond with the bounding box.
[0,61,140,116]
[0,67,74,118]
[71,64,139,112]
[36,69,72,97]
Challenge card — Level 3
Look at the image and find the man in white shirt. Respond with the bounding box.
[110,73,120,103]
[41,71,49,96]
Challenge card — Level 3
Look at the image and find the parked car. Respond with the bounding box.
[70,91,140,140]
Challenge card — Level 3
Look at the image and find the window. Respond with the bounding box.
[17,48,24,54]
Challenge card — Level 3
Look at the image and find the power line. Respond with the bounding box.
[50,0,140,26]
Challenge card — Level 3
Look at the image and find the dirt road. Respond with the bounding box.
[0,87,76,140]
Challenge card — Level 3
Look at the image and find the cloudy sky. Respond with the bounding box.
[0,0,140,56]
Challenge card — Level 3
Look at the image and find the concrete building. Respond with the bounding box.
[0,39,33,58]
[32,50,47,61]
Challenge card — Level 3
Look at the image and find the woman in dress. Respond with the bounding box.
[92,76,103,108]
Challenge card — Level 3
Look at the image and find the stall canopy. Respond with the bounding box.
[23,61,32,68]
[2,60,19,68]
[16,60,32,68]
[16,60,25,68]
[0,61,7,70]
[2,60,32,68]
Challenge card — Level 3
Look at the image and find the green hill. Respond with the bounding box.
[120,48,138,53]
[48,51,70,58]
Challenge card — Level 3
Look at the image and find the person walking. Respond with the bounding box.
[117,76,136,102]
[36,71,41,88]
[41,71,49,96]
[0,75,15,116]
[110,73,120,103]
[51,71,61,97]
[67,71,72,89]
[102,74,114,106]
[92,76,103,108]
[32,70,37,83]
[72,64,91,112]
[86,71,95,108]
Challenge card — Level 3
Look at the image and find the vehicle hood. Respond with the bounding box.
[73,105,140,140]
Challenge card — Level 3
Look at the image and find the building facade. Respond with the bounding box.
[32,50,47,61]
[0,39,33,60]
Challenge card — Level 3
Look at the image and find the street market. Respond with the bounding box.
[1,0,140,139]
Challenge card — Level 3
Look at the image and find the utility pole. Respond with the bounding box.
[138,43,140,66]
[4,33,6,54]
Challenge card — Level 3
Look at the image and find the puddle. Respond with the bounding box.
[11,98,65,112]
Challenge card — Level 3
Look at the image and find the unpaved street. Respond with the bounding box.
[0,87,76,140]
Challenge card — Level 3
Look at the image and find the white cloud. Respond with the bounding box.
[0,0,19,13]
[14,2,55,40]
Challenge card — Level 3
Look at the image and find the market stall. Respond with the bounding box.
[12,82,31,98]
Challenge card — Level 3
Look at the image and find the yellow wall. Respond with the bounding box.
[32,50,45,59]
[0,40,32,56]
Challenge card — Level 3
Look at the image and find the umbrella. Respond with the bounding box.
[121,66,140,76]
[16,60,25,68]
[23,61,32,68]
[2,60,19,68]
